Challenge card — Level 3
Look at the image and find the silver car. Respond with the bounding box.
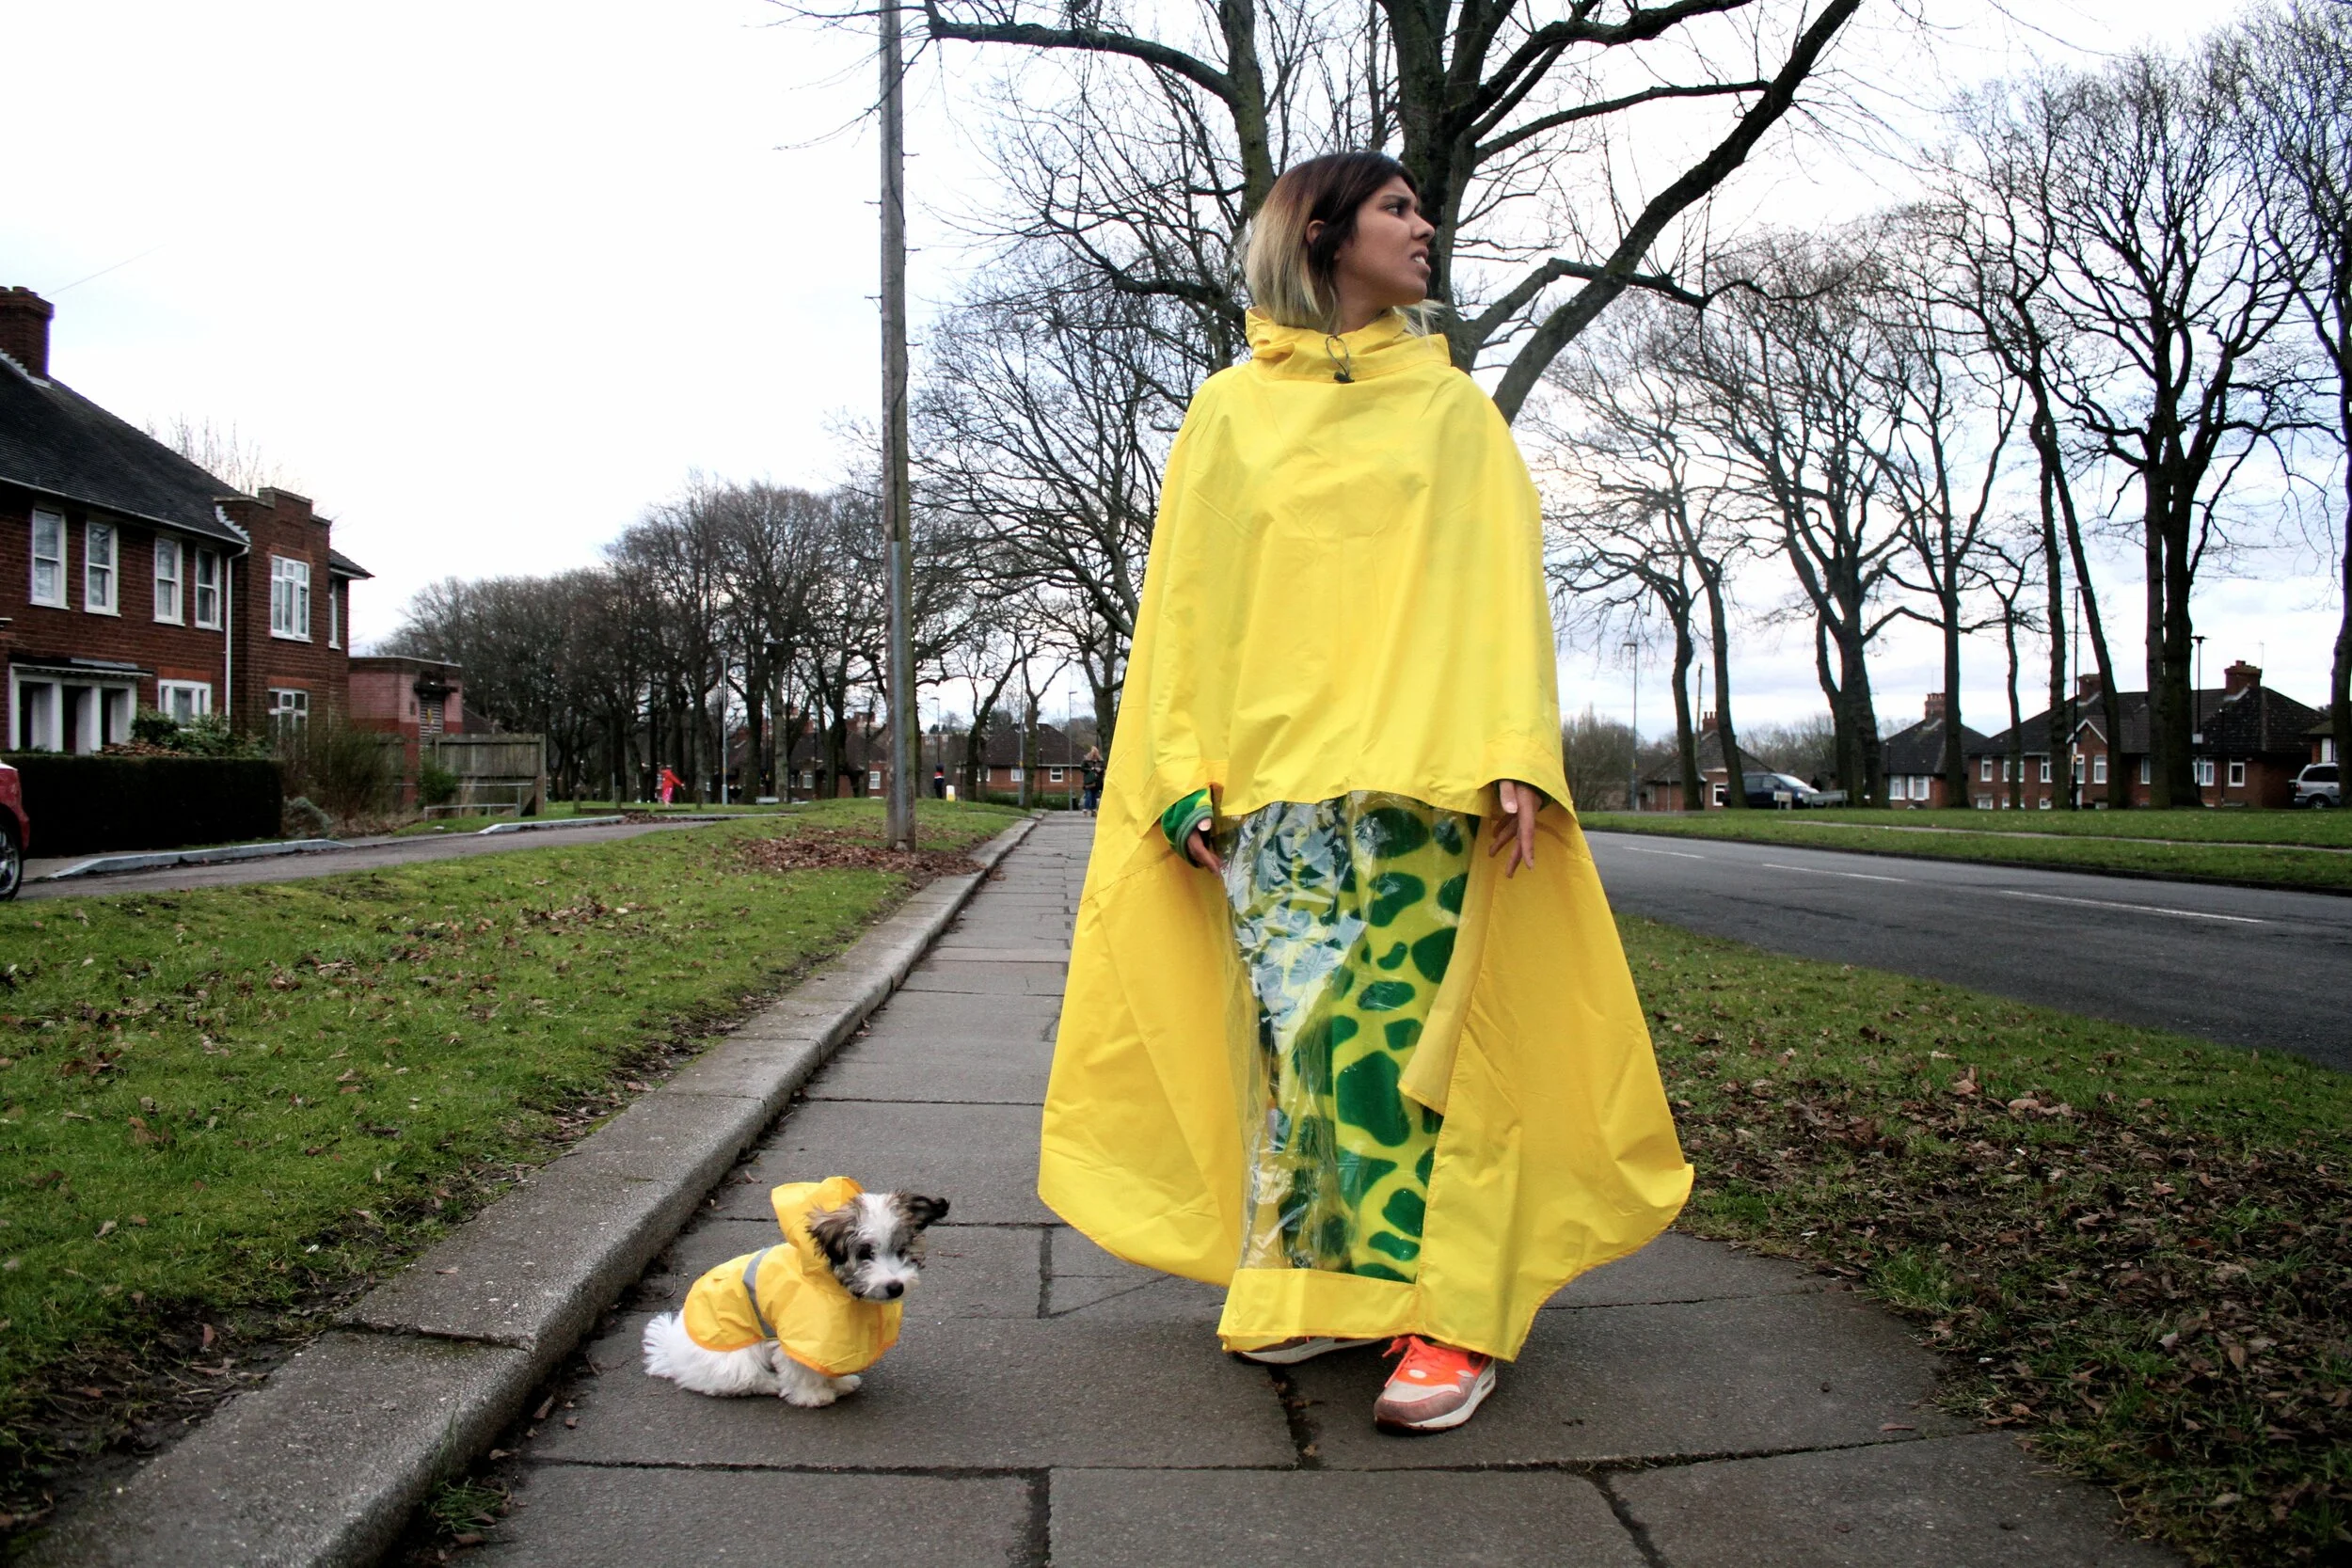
[2293,762,2340,808]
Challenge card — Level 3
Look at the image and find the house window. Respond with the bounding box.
[192,549,223,628]
[2072,755,2085,784]
[2195,757,2216,787]
[802,770,814,790]
[2092,755,2107,784]
[1914,775,1930,800]
[328,582,341,648]
[157,680,212,722]
[868,768,882,791]
[2228,760,2246,788]
[1980,757,1993,782]
[153,537,183,623]
[267,687,310,732]
[270,556,311,640]
[84,522,118,613]
[2039,759,2052,784]
[30,508,66,606]
[2039,795,2053,810]
[1009,767,1025,784]
[1975,795,1993,809]
[2138,757,2151,784]
[1049,767,1067,784]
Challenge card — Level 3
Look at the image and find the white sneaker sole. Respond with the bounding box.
[1375,1362,1498,1433]
[1232,1337,1377,1366]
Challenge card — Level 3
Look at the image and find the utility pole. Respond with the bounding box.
[879,0,916,849]
[1625,638,1641,813]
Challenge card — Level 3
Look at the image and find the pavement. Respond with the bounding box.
[1587,829,2352,1070]
[443,814,2175,1568]
[17,816,725,901]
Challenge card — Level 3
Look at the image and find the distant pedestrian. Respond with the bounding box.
[657,767,683,805]
[1080,748,1104,815]
[1041,153,1687,1436]
[931,767,947,800]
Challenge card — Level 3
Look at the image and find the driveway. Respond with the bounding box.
[1585,829,2352,1069]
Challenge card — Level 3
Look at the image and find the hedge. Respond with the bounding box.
[0,753,283,857]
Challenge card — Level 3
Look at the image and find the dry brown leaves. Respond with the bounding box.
[734,826,979,887]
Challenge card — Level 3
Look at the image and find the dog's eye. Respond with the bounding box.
[856,1244,873,1260]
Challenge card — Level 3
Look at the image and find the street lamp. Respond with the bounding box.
[1624,637,1641,813]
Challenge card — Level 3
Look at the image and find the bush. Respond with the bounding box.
[0,754,281,856]
[274,720,398,823]
[281,796,331,838]
[131,708,181,747]
[418,759,460,808]
[168,713,269,759]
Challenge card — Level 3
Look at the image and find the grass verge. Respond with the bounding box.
[0,800,1020,1534]
[1627,913,2350,1565]
[1583,811,2352,894]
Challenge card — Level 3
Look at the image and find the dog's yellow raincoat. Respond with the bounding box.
[680,1176,900,1376]
[1040,310,1692,1361]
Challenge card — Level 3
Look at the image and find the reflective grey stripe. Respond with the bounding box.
[739,1246,779,1339]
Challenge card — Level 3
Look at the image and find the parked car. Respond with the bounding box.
[1741,771,1831,809]
[2294,761,2341,809]
[0,759,25,900]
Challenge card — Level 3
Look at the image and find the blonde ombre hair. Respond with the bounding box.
[1244,151,1428,334]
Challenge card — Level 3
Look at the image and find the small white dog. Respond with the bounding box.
[642,1176,947,1407]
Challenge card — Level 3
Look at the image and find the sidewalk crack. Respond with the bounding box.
[1595,1472,1673,1568]
[1266,1367,1324,1470]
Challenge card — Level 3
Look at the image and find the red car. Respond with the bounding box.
[0,759,25,900]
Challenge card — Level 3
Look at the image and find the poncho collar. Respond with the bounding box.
[772,1174,866,1286]
[1245,308,1451,384]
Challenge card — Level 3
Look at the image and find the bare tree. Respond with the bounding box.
[2245,0,2352,778]
[915,0,1864,415]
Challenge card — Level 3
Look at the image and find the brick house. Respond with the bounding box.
[1880,693,1991,808]
[2310,710,2340,766]
[1,286,366,749]
[349,655,465,799]
[1966,663,2321,809]
[1636,715,1754,811]
[778,715,1095,803]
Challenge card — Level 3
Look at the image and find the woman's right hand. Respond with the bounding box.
[1184,823,1224,876]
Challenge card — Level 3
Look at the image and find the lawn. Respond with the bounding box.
[0,800,1020,1531]
[1628,913,2350,1566]
[1581,810,2352,894]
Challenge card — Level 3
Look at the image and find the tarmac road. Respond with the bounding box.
[16,817,727,902]
[1584,830,2352,1071]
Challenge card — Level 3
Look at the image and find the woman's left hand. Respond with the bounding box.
[1487,780,1542,878]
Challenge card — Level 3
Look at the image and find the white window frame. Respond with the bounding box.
[30,508,66,607]
[2039,758,2053,784]
[2092,755,2107,784]
[867,768,882,791]
[1049,767,1067,784]
[2228,759,2246,788]
[1980,757,1994,783]
[152,537,183,624]
[267,687,310,731]
[83,521,119,613]
[269,555,312,641]
[327,580,341,647]
[157,680,212,722]
[2138,756,2151,784]
[192,548,223,629]
[2195,757,2217,787]
[1009,767,1025,784]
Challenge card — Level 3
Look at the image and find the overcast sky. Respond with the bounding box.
[6,0,2333,739]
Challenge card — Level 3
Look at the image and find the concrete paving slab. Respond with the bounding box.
[804,1040,1054,1103]
[28,1333,532,1568]
[1046,1225,1152,1277]
[642,1216,1041,1323]
[1616,1432,2182,1566]
[1046,1272,1229,1323]
[928,945,1073,962]
[532,1315,1294,1469]
[846,987,1062,1040]
[477,1466,1033,1567]
[899,960,1070,995]
[1545,1230,1827,1309]
[1050,1468,1645,1568]
[1295,1291,1964,1468]
[711,1101,1050,1225]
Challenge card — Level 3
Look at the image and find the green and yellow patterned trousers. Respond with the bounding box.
[1216,793,1470,1282]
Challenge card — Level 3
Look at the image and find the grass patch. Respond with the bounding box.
[1583,811,2352,894]
[1627,913,2351,1565]
[1685,807,2352,847]
[0,799,1019,1531]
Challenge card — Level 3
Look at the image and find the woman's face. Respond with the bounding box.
[1330,177,1433,309]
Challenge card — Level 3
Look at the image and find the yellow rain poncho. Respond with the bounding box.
[681,1176,901,1375]
[1039,309,1691,1361]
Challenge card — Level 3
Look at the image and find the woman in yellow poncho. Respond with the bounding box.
[1039,151,1691,1433]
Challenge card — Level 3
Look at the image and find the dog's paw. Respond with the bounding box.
[830,1373,863,1394]
[781,1385,840,1408]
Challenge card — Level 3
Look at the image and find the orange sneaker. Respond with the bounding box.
[1374,1336,1496,1432]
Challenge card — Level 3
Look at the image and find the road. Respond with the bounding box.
[1585,830,2352,1070]
[17,818,724,901]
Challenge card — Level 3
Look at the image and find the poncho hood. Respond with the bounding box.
[680,1175,902,1375]
[1039,333,1690,1361]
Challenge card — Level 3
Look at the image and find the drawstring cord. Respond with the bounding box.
[1323,335,1355,384]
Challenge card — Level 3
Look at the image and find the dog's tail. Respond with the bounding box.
[641,1309,691,1381]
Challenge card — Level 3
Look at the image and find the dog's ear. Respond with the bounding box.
[805,1201,861,1265]
[896,1194,950,1232]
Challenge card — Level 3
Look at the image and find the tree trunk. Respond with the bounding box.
[1704,572,1744,811]
[1670,615,1700,812]
[1941,584,1968,808]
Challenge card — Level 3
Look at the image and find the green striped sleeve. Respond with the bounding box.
[1159,788,1214,854]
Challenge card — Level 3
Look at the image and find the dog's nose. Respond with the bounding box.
[882,1281,904,1299]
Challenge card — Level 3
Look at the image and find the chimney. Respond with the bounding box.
[0,287,53,379]
[2075,672,2104,704]
[1923,692,1947,722]
[2223,659,2261,697]
[1699,710,1718,735]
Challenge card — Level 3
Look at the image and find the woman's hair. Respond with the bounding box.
[1244,151,1421,333]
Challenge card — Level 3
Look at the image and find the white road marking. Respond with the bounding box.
[1994,889,2265,925]
[1759,861,1910,883]
[1619,845,1706,860]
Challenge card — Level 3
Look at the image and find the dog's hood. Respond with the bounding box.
[676,1176,901,1374]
